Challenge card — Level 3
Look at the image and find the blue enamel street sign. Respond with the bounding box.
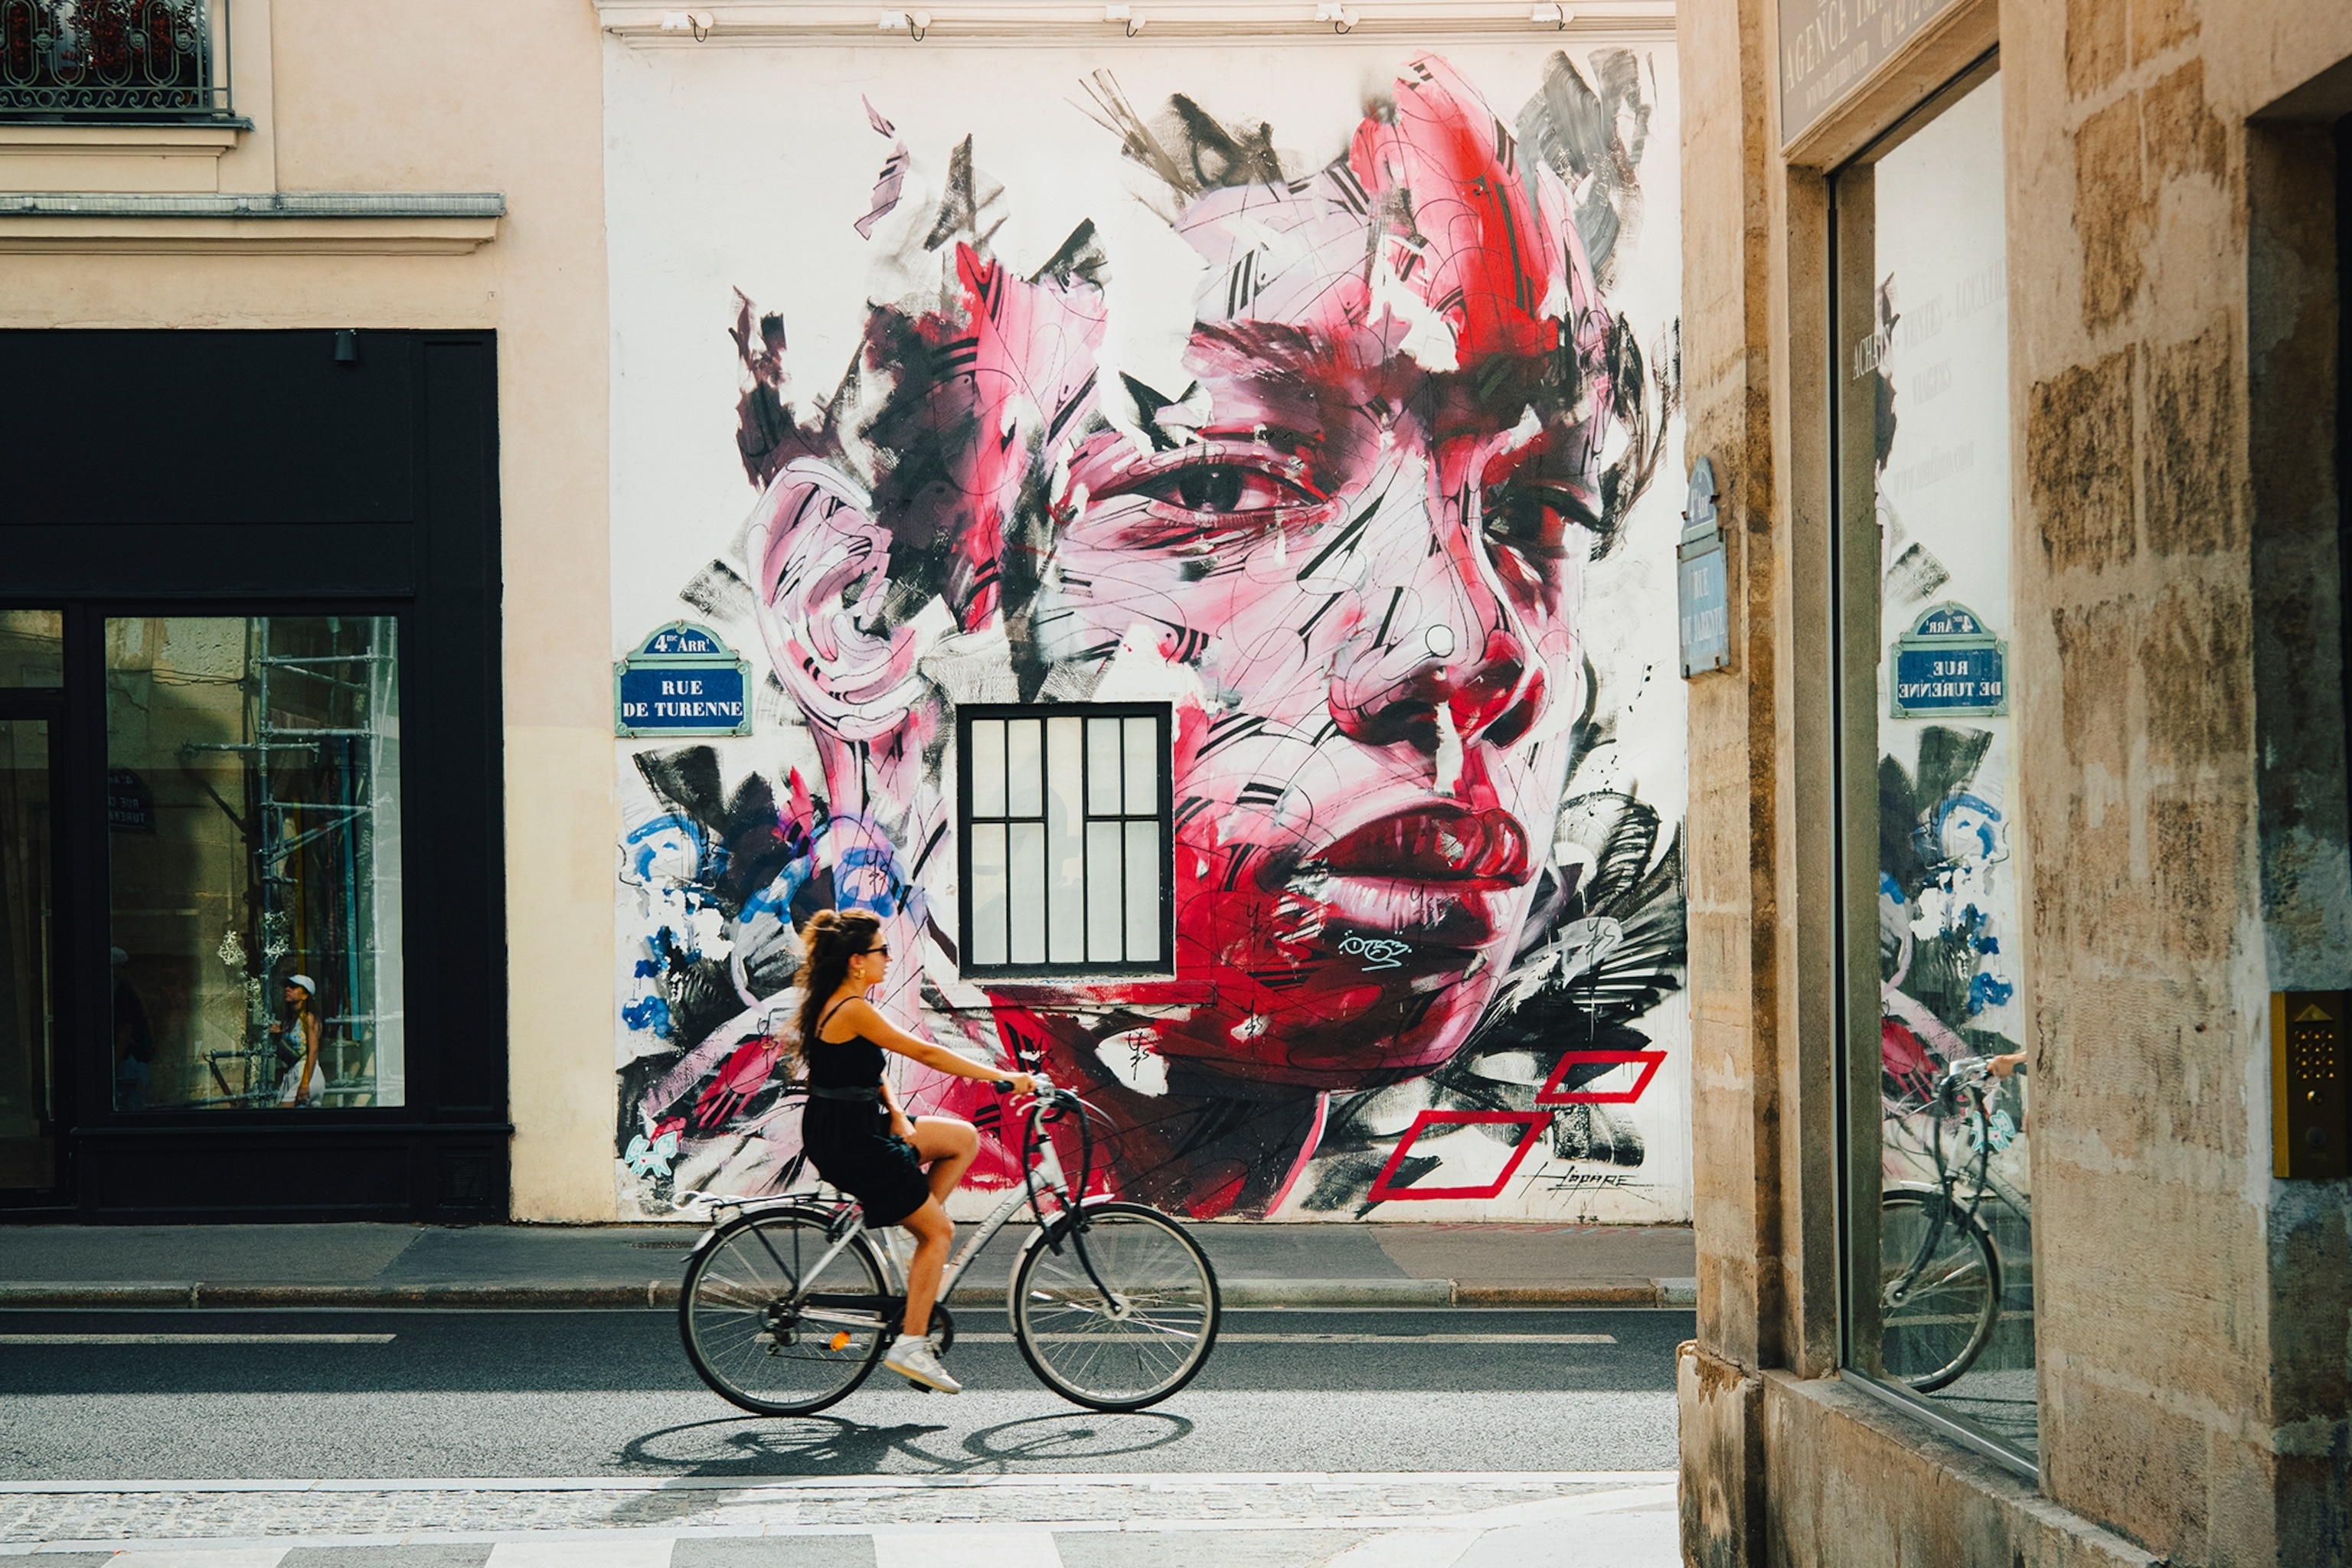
[1678,455,1730,678]
[1890,600,2008,719]
[615,620,753,738]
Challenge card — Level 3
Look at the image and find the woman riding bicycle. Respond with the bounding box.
[792,908,1031,1394]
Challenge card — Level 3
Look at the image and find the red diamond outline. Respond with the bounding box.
[1536,1049,1667,1106]
[1367,1109,1550,1202]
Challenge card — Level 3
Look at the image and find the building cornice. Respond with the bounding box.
[592,0,1674,45]
[0,191,505,254]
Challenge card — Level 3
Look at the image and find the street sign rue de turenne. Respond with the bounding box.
[614,621,753,738]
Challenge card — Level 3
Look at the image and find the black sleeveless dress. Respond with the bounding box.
[801,1002,930,1226]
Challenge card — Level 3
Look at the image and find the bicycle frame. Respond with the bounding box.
[700,1089,1086,1335]
[1885,1069,1996,1308]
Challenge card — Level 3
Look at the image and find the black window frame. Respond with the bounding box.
[954,701,1175,981]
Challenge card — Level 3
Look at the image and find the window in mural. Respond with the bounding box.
[959,705,1171,975]
[612,44,1690,1225]
[106,616,405,1112]
[1832,67,2034,1466]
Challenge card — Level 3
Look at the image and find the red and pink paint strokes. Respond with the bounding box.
[619,51,1686,1219]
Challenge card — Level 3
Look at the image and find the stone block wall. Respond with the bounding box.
[1677,1,2352,1563]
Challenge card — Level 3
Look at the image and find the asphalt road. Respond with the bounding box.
[0,1307,1687,1481]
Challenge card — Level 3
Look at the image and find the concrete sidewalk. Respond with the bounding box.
[0,1220,1696,1312]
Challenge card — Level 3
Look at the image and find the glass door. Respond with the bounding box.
[0,714,59,1196]
[0,607,64,1202]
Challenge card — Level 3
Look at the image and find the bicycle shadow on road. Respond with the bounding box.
[615,1407,1194,1481]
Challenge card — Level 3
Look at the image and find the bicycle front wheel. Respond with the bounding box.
[1878,1188,2001,1393]
[1011,1200,1220,1412]
[680,1208,890,1416]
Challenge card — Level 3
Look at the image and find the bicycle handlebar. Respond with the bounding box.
[991,1075,1076,1108]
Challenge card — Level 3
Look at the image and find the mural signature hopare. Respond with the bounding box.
[617,51,1687,1219]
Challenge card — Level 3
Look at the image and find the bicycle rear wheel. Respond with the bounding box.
[1878,1188,2002,1393]
[1011,1200,1220,1412]
[680,1207,891,1416]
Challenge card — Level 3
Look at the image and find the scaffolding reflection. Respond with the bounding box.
[108,616,403,1112]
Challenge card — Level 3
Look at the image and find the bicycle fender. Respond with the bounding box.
[1018,1194,1129,1258]
[688,1200,835,1256]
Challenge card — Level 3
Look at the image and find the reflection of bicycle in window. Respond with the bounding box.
[678,1077,1220,1415]
[1879,1053,2025,1392]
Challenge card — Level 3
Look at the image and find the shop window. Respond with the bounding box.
[1831,64,2037,1470]
[958,704,1171,976]
[105,616,404,1111]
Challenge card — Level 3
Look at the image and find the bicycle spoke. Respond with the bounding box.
[1013,1204,1219,1411]
[680,1210,890,1416]
[1878,1191,2001,1391]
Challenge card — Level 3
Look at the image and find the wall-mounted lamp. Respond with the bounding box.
[1530,2,1572,25]
[1314,2,1354,33]
[660,8,714,38]
[333,329,359,366]
[1105,2,1145,34]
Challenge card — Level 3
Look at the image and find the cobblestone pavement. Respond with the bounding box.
[0,1472,1677,1565]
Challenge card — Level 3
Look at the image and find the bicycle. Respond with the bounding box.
[1877,1054,2020,1392]
[677,1075,1220,1416]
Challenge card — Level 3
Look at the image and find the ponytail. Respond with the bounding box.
[792,908,882,1062]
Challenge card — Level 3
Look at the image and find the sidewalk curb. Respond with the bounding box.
[0,1277,1698,1312]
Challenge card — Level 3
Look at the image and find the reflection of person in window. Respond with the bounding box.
[109,946,153,1112]
[273,974,322,1106]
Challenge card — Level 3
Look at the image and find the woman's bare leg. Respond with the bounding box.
[898,1196,953,1338]
[910,1116,978,1204]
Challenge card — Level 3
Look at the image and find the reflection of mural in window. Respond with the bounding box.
[105,616,404,1112]
[1847,71,2035,1454]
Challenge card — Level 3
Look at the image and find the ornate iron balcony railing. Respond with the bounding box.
[0,0,232,122]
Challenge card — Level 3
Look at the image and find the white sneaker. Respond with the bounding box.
[884,1334,962,1393]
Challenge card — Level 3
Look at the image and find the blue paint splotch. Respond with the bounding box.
[622,995,673,1036]
[1966,972,2014,1015]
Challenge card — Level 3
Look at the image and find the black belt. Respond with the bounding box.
[807,1084,883,1102]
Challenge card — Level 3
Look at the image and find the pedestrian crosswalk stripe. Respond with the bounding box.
[486,1540,674,1567]
[106,1550,290,1568]
[874,1531,1063,1567]
[1327,1529,1483,1567]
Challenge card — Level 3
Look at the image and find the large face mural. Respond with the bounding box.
[611,41,1687,1221]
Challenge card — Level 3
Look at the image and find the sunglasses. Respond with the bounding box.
[862,944,890,958]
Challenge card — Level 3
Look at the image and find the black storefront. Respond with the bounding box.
[0,330,507,1221]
